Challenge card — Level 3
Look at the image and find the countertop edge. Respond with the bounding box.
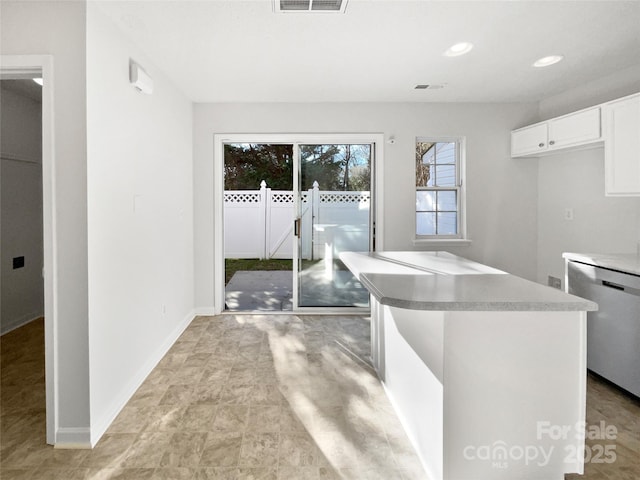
[360,271,598,312]
[563,252,640,277]
[378,297,598,312]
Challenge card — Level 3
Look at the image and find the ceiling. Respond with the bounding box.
[96,0,640,103]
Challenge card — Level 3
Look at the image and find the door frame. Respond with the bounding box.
[213,133,385,314]
[1,54,57,444]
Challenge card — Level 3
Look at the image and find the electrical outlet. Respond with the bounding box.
[548,276,562,290]
[564,208,574,221]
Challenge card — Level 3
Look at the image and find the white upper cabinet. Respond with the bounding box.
[548,107,601,149]
[603,94,640,196]
[511,123,548,156]
[511,106,602,157]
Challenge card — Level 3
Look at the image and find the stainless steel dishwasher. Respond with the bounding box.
[567,260,640,397]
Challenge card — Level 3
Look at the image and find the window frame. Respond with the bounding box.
[414,137,468,244]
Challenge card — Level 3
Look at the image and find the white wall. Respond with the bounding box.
[193,102,540,309]
[535,70,640,286]
[538,64,640,120]
[86,5,194,444]
[0,85,44,334]
[537,148,640,285]
[1,0,91,441]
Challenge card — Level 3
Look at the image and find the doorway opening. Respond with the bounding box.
[223,143,294,311]
[215,134,383,314]
[296,143,372,308]
[1,56,55,446]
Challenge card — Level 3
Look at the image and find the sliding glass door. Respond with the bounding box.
[293,144,372,308]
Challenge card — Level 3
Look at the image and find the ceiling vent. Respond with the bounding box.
[415,84,446,90]
[275,0,348,13]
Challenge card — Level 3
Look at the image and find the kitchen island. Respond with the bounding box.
[341,251,597,480]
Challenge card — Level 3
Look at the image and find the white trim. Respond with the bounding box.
[414,137,467,241]
[412,238,472,247]
[55,428,92,449]
[1,54,57,446]
[292,145,300,309]
[213,135,225,314]
[89,309,196,447]
[213,133,384,314]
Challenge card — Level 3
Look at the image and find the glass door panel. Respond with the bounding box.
[295,144,372,308]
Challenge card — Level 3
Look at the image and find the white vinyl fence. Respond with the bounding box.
[224,181,370,260]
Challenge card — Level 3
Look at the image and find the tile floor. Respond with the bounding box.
[2,316,639,480]
[1,316,425,479]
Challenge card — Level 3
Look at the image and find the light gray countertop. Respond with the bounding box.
[563,252,640,277]
[341,251,598,312]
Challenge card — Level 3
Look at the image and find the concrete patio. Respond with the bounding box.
[225,263,369,311]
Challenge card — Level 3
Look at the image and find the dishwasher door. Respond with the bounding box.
[567,261,640,397]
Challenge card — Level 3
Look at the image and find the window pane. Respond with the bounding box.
[434,165,456,186]
[416,212,436,235]
[416,191,436,211]
[437,191,457,211]
[415,138,462,238]
[300,144,371,191]
[435,142,455,164]
[437,212,457,235]
[416,142,435,187]
[420,142,436,164]
[426,170,435,187]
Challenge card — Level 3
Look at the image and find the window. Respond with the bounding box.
[415,139,465,239]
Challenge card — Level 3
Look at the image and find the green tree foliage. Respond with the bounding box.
[224,143,371,191]
[301,144,371,191]
[300,144,342,190]
[224,144,293,190]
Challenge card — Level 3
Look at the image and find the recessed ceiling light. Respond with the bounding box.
[533,55,564,68]
[443,42,473,57]
[33,78,43,86]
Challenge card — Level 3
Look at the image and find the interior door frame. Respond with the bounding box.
[213,133,384,314]
[1,54,56,444]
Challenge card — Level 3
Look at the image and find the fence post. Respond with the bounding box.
[260,180,268,260]
[311,181,320,260]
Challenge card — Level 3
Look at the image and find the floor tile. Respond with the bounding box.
[238,433,280,468]
[0,468,34,480]
[159,432,208,467]
[153,467,197,479]
[141,405,187,432]
[120,431,172,468]
[247,405,281,432]
[81,433,137,468]
[4,315,639,480]
[279,432,320,467]
[199,432,243,467]
[193,467,237,480]
[212,405,249,432]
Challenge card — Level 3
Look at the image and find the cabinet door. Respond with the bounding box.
[604,95,640,196]
[548,107,601,149]
[511,123,548,157]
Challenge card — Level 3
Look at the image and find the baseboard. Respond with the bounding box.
[55,427,92,449]
[88,309,196,447]
[0,312,44,336]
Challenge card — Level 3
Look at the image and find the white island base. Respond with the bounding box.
[342,252,596,480]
